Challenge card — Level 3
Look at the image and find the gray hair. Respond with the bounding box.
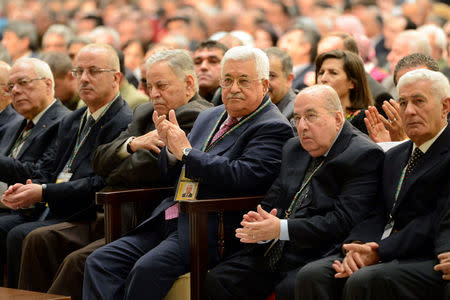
[299,84,344,116]
[42,24,74,47]
[397,69,449,104]
[5,21,38,51]
[145,49,198,92]
[14,58,55,94]
[221,46,269,80]
[397,30,431,56]
[418,24,447,52]
[89,26,120,49]
[40,51,72,78]
[264,47,293,78]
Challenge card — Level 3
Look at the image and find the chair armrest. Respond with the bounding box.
[96,186,174,243]
[178,195,264,300]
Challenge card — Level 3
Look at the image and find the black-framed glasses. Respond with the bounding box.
[220,77,259,89]
[6,77,46,92]
[71,67,116,78]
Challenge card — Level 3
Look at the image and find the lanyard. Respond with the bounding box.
[65,101,113,171]
[284,160,324,218]
[201,99,270,152]
[387,165,408,223]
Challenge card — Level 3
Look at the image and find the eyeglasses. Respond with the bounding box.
[220,77,259,89]
[293,112,320,124]
[71,67,116,78]
[6,77,46,92]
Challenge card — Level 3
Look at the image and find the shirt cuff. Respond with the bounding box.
[280,219,289,240]
[166,147,178,166]
[117,137,134,159]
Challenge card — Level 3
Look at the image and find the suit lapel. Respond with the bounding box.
[1,119,26,156]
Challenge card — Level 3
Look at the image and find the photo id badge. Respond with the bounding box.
[175,166,199,201]
[56,171,73,183]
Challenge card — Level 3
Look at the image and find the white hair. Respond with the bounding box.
[397,69,449,104]
[89,26,120,49]
[418,24,447,52]
[14,57,55,95]
[397,30,431,56]
[221,46,269,80]
[42,24,74,46]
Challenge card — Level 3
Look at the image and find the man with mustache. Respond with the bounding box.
[0,43,132,289]
[296,69,449,300]
[193,40,227,105]
[18,49,212,300]
[83,46,294,300]
[205,84,384,300]
[264,47,297,127]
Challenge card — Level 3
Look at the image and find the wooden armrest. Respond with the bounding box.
[96,186,174,243]
[96,187,174,206]
[178,195,264,213]
[178,195,264,300]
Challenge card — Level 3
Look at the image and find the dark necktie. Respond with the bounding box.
[211,117,238,144]
[266,157,324,272]
[80,116,95,139]
[405,148,424,178]
[9,121,35,158]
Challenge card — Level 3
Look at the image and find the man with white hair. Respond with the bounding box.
[0,61,22,138]
[296,69,449,300]
[205,84,384,300]
[41,24,74,53]
[83,46,294,300]
[418,24,448,70]
[382,30,431,98]
[0,58,70,192]
[0,44,132,288]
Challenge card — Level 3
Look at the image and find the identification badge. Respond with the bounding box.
[381,220,394,240]
[175,166,199,201]
[56,171,73,183]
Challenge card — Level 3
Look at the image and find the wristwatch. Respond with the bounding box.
[182,147,192,163]
[126,137,136,154]
[41,183,47,202]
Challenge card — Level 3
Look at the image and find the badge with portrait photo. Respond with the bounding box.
[175,166,199,201]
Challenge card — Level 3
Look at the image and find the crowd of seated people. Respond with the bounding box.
[0,0,449,299]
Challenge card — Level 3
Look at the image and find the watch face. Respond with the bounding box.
[183,148,192,156]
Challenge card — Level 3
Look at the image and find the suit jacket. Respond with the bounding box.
[92,94,213,187]
[135,95,294,265]
[34,95,133,220]
[0,100,70,184]
[259,121,384,266]
[0,104,23,138]
[436,199,450,255]
[275,89,296,124]
[292,64,314,92]
[347,125,450,261]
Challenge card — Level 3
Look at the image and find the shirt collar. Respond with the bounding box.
[31,99,56,125]
[86,93,119,121]
[412,124,447,154]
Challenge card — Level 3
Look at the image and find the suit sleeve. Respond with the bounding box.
[183,122,294,195]
[287,147,384,249]
[435,200,450,255]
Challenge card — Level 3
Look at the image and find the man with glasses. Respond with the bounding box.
[83,46,294,300]
[205,84,384,300]
[0,58,70,200]
[0,43,132,289]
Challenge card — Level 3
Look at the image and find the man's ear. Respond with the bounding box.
[262,78,269,94]
[185,74,195,93]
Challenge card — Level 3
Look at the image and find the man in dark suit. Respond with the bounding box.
[0,43,132,288]
[83,46,294,300]
[277,25,320,92]
[17,49,213,300]
[296,69,449,300]
[205,84,384,300]
[264,47,297,126]
[0,61,22,140]
[0,57,70,195]
[435,202,450,299]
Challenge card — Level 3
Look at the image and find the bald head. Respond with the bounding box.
[0,61,11,110]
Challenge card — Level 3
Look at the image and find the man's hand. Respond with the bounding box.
[1,179,43,209]
[153,110,191,160]
[129,129,164,154]
[365,106,391,143]
[235,205,279,243]
[333,242,380,278]
[435,252,450,280]
[381,100,407,141]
